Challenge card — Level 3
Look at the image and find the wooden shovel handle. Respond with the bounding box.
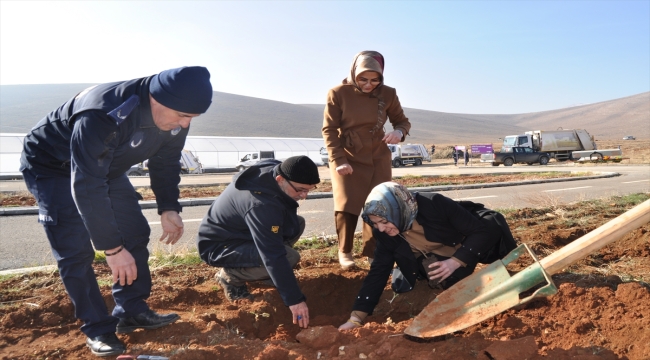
[539,199,650,275]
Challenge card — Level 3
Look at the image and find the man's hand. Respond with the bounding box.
[105,247,137,286]
[382,130,402,144]
[335,163,353,176]
[427,258,462,283]
[160,211,184,245]
[289,301,310,328]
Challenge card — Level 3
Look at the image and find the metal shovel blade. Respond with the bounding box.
[404,244,557,338]
[404,199,650,338]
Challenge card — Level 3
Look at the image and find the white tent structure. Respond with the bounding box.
[0,133,326,177]
[184,136,325,171]
[0,133,24,177]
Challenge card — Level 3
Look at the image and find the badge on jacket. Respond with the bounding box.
[271,226,280,233]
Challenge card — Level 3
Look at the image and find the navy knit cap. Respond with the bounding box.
[150,66,213,113]
[277,156,320,185]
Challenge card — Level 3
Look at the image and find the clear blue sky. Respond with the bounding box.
[1,1,648,114]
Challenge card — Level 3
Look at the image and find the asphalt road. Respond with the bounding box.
[1,163,648,270]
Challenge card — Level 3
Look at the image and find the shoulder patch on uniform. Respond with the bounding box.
[107,94,140,126]
[271,226,280,233]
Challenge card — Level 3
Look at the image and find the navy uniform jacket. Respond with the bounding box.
[197,160,305,306]
[20,76,187,250]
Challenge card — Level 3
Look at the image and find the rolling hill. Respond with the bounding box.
[1,84,647,144]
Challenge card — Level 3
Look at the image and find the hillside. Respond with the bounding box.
[1,83,647,143]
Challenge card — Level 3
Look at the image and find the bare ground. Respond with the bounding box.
[1,194,649,360]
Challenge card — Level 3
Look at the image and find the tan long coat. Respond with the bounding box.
[322,84,411,216]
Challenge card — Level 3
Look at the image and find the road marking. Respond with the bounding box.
[148,218,202,225]
[622,179,649,184]
[452,195,498,201]
[543,186,591,192]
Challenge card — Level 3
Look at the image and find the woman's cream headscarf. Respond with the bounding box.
[343,50,385,92]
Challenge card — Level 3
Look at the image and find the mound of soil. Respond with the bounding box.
[1,199,649,359]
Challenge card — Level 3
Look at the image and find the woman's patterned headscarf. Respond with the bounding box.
[361,182,418,233]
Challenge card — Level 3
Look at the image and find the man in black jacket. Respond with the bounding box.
[197,156,320,329]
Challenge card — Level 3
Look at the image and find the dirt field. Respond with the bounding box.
[1,193,649,360]
[1,139,648,359]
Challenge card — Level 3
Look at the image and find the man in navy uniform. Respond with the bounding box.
[197,156,320,329]
[20,66,213,357]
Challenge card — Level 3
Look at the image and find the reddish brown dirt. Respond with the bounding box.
[1,197,649,359]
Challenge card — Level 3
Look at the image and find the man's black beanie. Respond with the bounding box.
[277,156,320,185]
[150,66,213,114]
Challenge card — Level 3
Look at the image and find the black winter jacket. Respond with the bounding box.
[197,160,305,306]
[20,78,187,250]
[352,192,502,314]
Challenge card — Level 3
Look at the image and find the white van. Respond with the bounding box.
[235,151,276,172]
[127,149,203,176]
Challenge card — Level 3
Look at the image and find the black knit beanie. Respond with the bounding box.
[277,156,320,185]
[150,66,213,113]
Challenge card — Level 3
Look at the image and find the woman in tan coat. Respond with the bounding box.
[322,50,411,269]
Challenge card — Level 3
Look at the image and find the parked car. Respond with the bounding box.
[235,151,275,172]
[623,135,636,140]
[320,147,329,167]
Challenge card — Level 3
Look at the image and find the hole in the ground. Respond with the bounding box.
[162,270,442,340]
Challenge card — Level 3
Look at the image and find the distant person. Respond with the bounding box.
[322,50,412,269]
[338,182,516,331]
[19,66,213,357]
[464,148,470,166]
[452,149,458,166]
[197,156,320,329]
[430,144,436,155]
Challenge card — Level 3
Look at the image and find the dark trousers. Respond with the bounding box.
[335,211,375,257]
[206,216,306,285]
[23,170,152,338]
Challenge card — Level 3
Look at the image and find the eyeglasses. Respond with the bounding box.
[356,78,381,85]
[286,180,313,195]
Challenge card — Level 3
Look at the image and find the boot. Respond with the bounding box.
[116,309,180,333]
[86,332,125,357]
[215,269,254,302]
[339,251,356,270]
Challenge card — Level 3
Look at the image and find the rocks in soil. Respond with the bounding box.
[295,325,340,349]
[483,336,538,360]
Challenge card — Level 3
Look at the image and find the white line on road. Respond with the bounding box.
[543,186,591,192]
[149,219,202,225]
[622,180,650,184]
[452,195,498,201]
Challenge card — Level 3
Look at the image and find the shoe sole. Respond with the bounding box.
[86,345,125,357]
[116,314,180,334]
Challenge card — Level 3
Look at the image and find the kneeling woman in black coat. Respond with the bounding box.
[339,182,516,330]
